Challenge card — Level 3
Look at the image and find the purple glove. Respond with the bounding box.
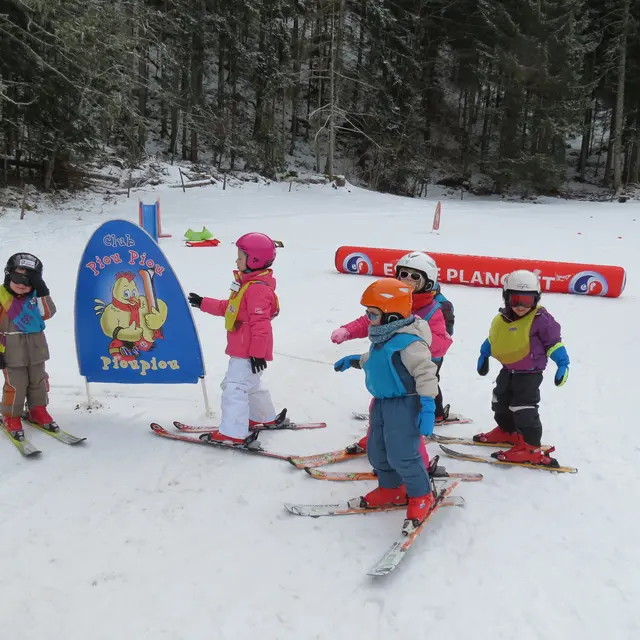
[331,327,351,344]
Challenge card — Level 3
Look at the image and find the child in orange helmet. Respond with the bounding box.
[334,279,439,527]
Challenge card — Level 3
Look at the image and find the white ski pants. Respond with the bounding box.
[219,357,276,438]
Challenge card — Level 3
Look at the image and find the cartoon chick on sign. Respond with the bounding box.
[95,270,168,361]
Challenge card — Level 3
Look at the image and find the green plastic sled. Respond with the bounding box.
[184,226,214,241]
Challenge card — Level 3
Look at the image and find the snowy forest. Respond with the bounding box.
[0,0,637,197]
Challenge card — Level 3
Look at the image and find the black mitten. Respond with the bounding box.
[188,293,203,308]
[29,272,50,297]
[250,357,267,374]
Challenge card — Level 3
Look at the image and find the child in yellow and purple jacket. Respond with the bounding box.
[473,270,569,468]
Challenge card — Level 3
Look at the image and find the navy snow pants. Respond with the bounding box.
[367,395,430,497]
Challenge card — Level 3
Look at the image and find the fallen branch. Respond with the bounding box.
[169,178,216,189]
[76,170,121,183]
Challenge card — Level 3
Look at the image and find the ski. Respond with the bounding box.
[429,433,551,450]
[150,423,293,461]
[367,481,461,577]
[1,425,41,457]
[303,467,483,482]
[284,495,464,517]
[352,411,473,426]
[174,419,326,434]
[21,416,86,445]
[174,408,325,433]
[434,414,473,426]
[438,445,578,474]
[288,449,364,469]
[287,434,502,469]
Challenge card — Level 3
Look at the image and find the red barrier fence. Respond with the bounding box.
[334,246,626,298]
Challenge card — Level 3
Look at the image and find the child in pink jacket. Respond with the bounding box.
[188,233,279,445]
[331,252,454,457]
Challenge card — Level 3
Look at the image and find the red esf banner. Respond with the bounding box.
[334,246,626,298]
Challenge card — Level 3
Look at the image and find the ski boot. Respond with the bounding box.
[427,455,449,479]
[404,493,436,530]
[204,431,249,445]
[249,408,288,430]
[435,404,450,425]
[345,434,368,455]
[2,416,25,441]
[201,429,262,449]
[348,485,407,509]
[26,406,59,432]
[473,425,519,445]
[491,434,559,467]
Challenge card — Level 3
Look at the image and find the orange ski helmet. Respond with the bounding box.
[360,278,413,321]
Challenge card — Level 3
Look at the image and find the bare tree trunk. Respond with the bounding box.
[169,63,180,156]
[325,14,335,176]
[229,31,238,170]
[613,0,630,193]
[628,114,640,184]
[190,1,205,163]
[479,78,492,165]
[604,107,615,186]
[312,0,324,172]
[351,0,366,109]
[578,102,593,180]
[138,47,148,152]
[289,13,300,155]
[180,42,190,160]
[159,0,169,140]
[325,0,346,177]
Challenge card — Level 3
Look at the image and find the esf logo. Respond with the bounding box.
[568,271,609,296]
[343,252,373,275]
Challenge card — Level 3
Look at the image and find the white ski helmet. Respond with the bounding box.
[395,252,438,292]
[503,270,541,306]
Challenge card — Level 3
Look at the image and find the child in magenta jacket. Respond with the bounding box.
[331,252,453,458]
[336,301,450,358]
[188,233,279,445]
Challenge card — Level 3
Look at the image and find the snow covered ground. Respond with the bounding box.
[0,179,638,639]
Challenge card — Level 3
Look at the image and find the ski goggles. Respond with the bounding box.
[365,309,382,321]
[398,270,422,282]
[508,293,536,308]
[8,271,31,287]
[398,270,434,291]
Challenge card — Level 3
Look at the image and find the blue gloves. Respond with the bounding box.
[548,344,570,387]
[477,338,491,376]
[418,396,435,436]
[334,355,361,372]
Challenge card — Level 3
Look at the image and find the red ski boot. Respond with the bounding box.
[2,416,24,440]
[350,485,407,509]
[249,408,287,429]
[346,434,368,455]
[473,425,519,445]
[406,493,436,525]
[205,431,248,445]
[491,434,559,467]
[249,417,277,429]
[27,406,58,432]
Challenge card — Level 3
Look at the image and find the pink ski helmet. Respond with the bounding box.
[236,232,277,270]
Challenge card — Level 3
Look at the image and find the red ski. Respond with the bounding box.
[174,408,325,433]
[150,423,293,461]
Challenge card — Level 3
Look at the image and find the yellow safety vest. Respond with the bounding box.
[488,306,541,365]
[224,272,280,332]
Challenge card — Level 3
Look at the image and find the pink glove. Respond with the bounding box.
[331,327,351,344]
